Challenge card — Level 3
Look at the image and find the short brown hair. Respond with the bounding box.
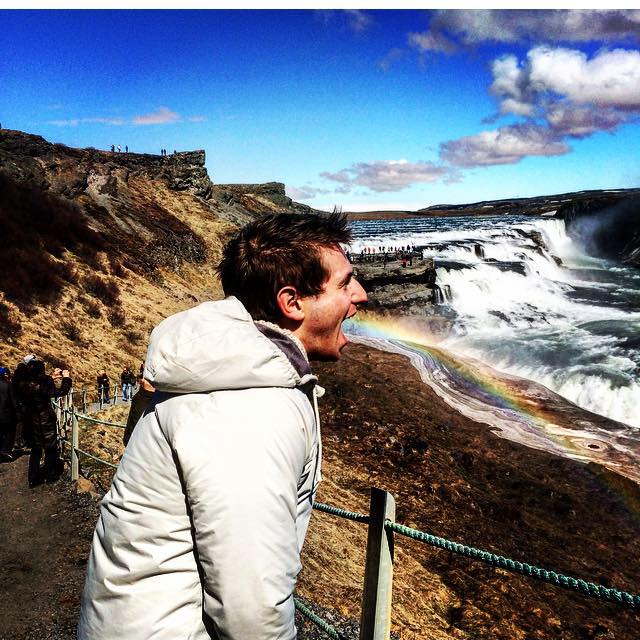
[217,211,351,321]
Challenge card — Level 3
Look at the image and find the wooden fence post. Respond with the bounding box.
[360,488,395,640]
[71,406,79,481]
[82,388,87,413]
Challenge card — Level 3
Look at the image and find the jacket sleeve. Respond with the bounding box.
[170,388,311,640]
[44,376,72,399]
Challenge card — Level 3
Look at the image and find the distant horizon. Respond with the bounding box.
[2,9,639,210]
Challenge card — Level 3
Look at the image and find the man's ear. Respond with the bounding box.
[276,286,305,323]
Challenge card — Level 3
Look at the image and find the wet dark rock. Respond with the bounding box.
[557,193,640,267]
[484,259,527,275]
[433,259,469,271]
[354,258,441,314]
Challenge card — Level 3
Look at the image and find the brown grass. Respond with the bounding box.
[0,174,229,389]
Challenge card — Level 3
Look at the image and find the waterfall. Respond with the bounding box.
[351,214,640,428]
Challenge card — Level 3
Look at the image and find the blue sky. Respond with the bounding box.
[1,9,640,210]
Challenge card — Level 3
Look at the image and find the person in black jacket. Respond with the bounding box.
[0,367,16,461]
[11,362,30,454]
[22,360,72,487]
[96,370,110,405]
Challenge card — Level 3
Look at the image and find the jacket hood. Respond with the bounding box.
[144,297,316,394]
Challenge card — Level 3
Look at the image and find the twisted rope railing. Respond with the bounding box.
[312,502,639,610]
[386,521,640,609]
[313,501,369,524]
[294,598,344,640]
[74,447,119,469]
[54,402,125,472]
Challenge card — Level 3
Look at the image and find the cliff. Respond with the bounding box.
[556,192,640,267]
[0,128,314,382]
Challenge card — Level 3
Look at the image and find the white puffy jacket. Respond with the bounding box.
[78,297,322,639]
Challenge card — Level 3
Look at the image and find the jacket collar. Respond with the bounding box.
[254,321,311,379]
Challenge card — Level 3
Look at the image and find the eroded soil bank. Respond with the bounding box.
[299,344,640,639]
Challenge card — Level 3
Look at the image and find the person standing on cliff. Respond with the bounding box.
[79,211,367,639]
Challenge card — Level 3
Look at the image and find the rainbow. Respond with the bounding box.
[345,312,640,484]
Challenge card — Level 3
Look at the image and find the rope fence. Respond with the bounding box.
[386,521,640,609]
[52,395,639,640]
[294,599,344,640]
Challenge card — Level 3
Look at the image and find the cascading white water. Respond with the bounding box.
[351,215,640,428]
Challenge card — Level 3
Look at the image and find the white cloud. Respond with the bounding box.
[527,46,640,109]
[320,169,351,183]
[408,29,457,55]
[489,54,535,116]
[133,106,180,125]
[403,13,640,170]
[48,117,125,127]
[484,45,640,151]
[48,108,204,128]
[410,10,640,53]
[439,124,569,167]
[321,159,449,192]
[285,185,331,200]
[316,9,373,34]
[377,48,404,72]
[344,9,373,33]
[546,104,625,138]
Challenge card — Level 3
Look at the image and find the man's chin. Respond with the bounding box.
[309,345,342,362]
[309,341,347,363]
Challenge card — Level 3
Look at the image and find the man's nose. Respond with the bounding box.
[351,279,368,304]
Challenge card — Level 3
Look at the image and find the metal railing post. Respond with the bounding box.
[360,488,395,640]
[71,406,79,481]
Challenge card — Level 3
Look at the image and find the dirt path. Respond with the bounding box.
[0,455,98,640]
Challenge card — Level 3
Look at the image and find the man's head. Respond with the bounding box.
[218,211,367,360]
[28,360,45,377]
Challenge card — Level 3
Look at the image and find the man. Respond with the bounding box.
[0,367,16,462]
[21,360,71,487]
[96,370,110,405]
[79,211,367,639]
[120,366,135,402]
